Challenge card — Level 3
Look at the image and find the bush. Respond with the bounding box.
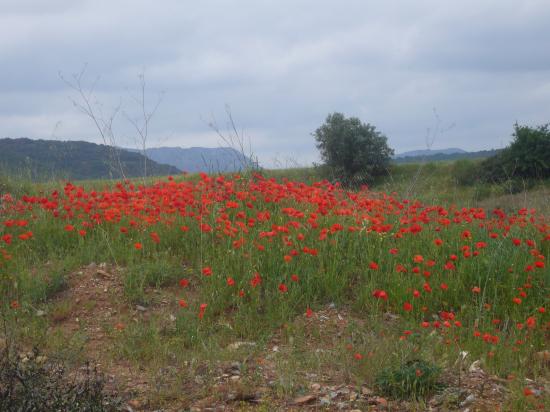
[0,346,121,411]
[451,159,482,186]
[481,123,550,182]
[375,359,441,400]
[313,113,394,186]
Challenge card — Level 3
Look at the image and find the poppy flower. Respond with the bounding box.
[134,242,143,250]
[202,266,212,276]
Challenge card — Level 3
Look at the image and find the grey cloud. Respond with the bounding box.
[1,0,549,167]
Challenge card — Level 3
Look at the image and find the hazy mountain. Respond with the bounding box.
[124,146,257,173]
[0,138,180,181]
[393,149,501,164]
[394,148,467,158]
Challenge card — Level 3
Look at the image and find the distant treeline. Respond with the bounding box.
[393,149,501,164]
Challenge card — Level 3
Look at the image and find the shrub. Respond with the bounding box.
[451,159,482,186]
[481,123,550,182]
[0,346,121,411]
[313,113,394,186]
[375,359,441,399]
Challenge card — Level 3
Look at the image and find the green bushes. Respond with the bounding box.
[375,359,441,399]
[313,113,394,186]
[480,123,550,182]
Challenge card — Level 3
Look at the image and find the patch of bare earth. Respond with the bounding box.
[48,271,547,411]
[50,263,165,404]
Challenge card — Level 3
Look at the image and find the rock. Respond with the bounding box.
[292,394,317,405]
[227,341,256,350]
[272,345,279,352]
[230,375,240,382]
[383,312,400,322]
[127,399,140,409]
[96,269,110,278]
[36,310,46,317]
[310,383,321,391]
[349,391,358,401]
[350,409,363,412]
[469,360,482,373]
[136,305,147,312]
[319,395,331,405]
[169,314,176,322]
[361,386,374,396]
[460,394,476,407]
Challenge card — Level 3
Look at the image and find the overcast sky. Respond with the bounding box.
[1,0,549,167]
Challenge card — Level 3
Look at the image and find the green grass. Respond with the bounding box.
[0,161,548,409]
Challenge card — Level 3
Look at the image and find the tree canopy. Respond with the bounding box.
[313,113,394,184]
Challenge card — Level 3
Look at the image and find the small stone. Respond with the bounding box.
[292,394,317,405]
[230,375,240,382]
[319,395,331,405]
[227,341,256,350]
[311,383,321,391]
[349,392,358,401]
[36,310,46,317]
[96,269,110,278]
[136,305,147,312]
[272,345,279,352]
[361,386,374,396]
[350,409,362,412]
[372,396,388,408]
[169,314,176,322]
[460,394,476,407]
[469,360,483,373]
[127,399,140,409]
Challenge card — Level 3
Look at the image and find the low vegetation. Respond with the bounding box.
[0,159,548,410]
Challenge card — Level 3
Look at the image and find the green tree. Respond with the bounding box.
[481,123,550,181]
[313,113,394,184]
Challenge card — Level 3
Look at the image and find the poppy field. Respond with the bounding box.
[0,171,549,410]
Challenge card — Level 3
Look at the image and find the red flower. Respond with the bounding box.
[278,283,288,293]
[198,303,208,319]
[369,262,379,270]
[202,266,212,276]
[290,274,299,282]
[403,302,413,312]
[178,299,187,308]
[471,286,481,293]
[134,242,142,250]
[306,307,313,318]
[226,277,235,286]
[372,289,388,300]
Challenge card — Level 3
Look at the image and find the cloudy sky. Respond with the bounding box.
[1,0,549,167]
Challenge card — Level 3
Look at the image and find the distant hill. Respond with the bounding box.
[0,138,180,181]
[394,148,467,158]
[393,149,501,164]
[124,146,257,173]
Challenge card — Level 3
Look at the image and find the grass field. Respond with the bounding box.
[0,162,548,411]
